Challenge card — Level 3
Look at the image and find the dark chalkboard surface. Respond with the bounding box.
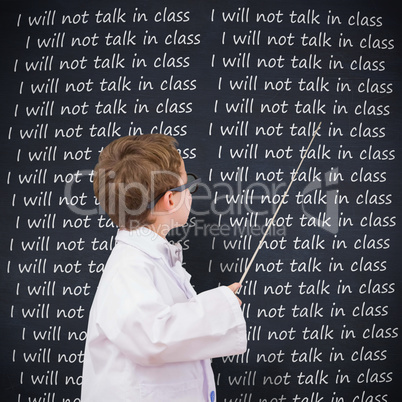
[1,0,401,401]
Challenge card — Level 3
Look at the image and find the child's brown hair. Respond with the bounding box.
[93,134,182,229]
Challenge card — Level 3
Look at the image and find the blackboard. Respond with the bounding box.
[1,0,401,401]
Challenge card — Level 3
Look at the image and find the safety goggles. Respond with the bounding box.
[147,173,201,209]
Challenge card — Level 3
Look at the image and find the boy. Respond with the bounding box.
[81,134,247,402]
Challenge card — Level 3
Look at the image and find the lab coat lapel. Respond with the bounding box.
[164,241,197,299]
[115,229,196,299]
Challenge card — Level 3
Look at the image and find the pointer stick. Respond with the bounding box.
[237,122,322,288]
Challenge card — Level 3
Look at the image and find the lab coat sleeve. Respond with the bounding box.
[94,261,247,366]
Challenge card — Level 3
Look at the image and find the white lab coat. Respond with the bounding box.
[81,228,247,402]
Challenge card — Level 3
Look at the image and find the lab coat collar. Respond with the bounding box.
[115,228,183,267]
[115,228,195,299]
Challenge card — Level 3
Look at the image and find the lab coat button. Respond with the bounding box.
[210,391,215,402]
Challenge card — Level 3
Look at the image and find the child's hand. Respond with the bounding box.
[228,283,242,306]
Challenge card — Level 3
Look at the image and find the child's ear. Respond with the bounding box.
[161,191,175,210]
